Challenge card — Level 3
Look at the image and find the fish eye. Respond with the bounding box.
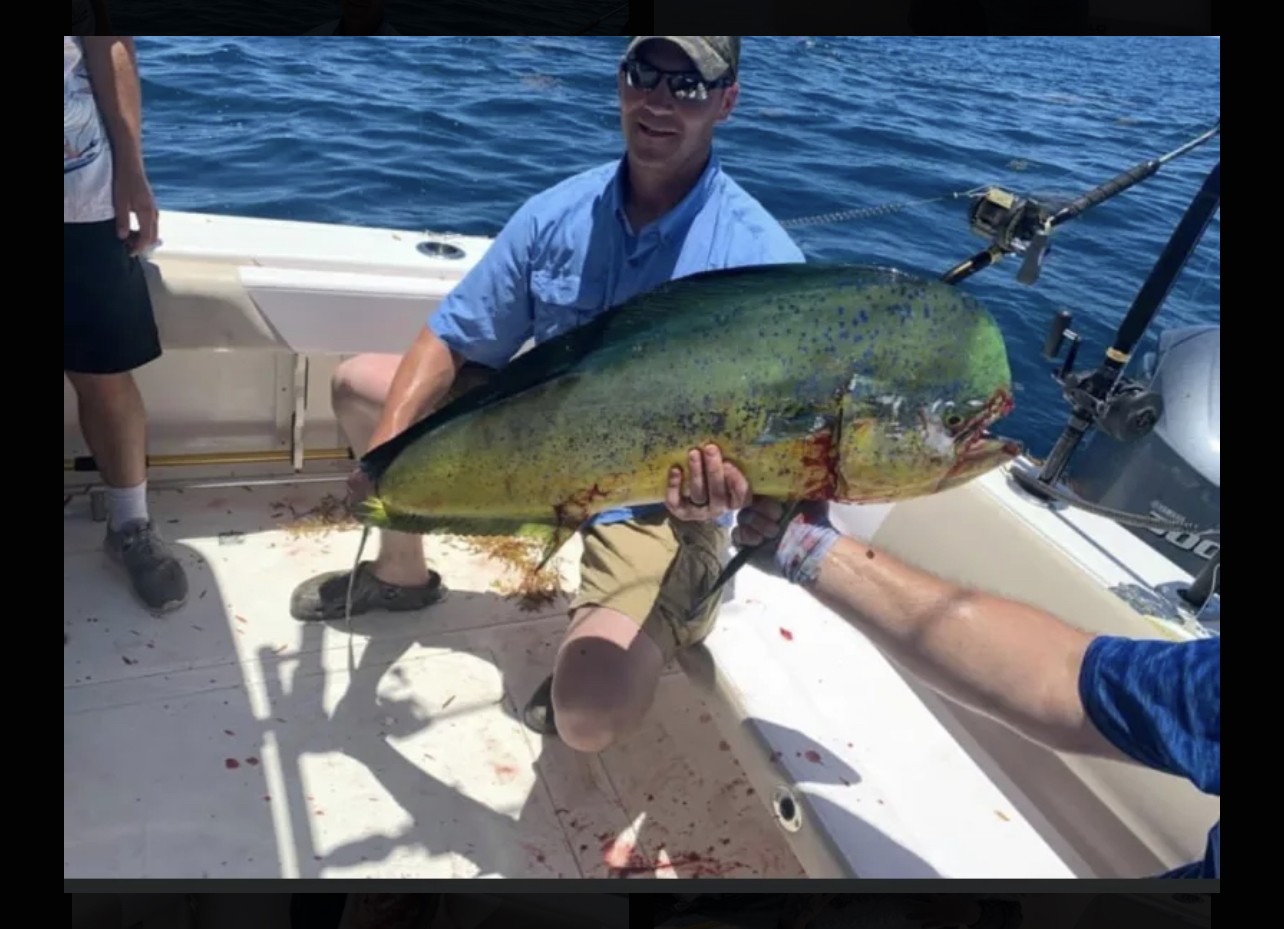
[944,412,965,431]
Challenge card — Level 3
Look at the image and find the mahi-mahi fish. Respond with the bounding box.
[354,262,1022,571]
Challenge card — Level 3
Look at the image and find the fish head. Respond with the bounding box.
[828,275,1026,503]
[835,383,1023,502]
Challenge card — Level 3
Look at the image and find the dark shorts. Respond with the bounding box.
[64,219,162,375]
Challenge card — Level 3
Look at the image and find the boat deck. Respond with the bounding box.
[63,478,804,879]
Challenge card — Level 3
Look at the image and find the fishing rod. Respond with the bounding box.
[940,118,1220,286]
[945,118,1222,609]
[936,117,1221,490]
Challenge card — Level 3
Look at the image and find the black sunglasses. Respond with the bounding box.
[620,57,733,102]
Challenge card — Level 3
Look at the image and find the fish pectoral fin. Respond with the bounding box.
[532,530,567,576]
[532,502,593,575]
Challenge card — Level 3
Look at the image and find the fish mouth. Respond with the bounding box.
[959,430,1024,463]
[935,430,1023,492]
[939,388,1023,488]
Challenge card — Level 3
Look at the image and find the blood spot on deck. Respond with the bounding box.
[698,712,712,723]
[718,740,730,751]
[779,627,794,641]
[494,763,519,782]
[224,758,240,769]
[246,756,260,766]
[803,749,823,764]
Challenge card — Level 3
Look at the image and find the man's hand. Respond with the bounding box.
[733,496,841,586]
[113,164,159,256]
[664,444,750,522]
[346,465,374,514]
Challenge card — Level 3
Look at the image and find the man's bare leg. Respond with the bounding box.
[523,512,727,750]
[330,353,430,587]
[545,605,667,753]
[288,354,450,621]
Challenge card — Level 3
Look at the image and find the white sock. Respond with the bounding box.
[108,480,149,530]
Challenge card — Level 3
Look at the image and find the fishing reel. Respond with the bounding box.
[1041,308,1164,443]
[967,186,1055,285]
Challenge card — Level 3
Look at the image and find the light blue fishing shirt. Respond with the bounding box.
[428,151,807,527]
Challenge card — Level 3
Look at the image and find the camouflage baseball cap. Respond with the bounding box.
[623,37,741,83]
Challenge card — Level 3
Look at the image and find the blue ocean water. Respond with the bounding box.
[135,35,1220,453]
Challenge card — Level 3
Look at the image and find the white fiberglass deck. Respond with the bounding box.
[63,479,804,879]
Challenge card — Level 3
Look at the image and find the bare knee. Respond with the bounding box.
[552,607,664,753]
[331,354,401,451]
[66,370,140,405]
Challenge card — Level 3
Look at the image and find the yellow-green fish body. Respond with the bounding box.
[357,263,1021,545]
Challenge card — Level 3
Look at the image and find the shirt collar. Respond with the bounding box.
[608,151,722,243]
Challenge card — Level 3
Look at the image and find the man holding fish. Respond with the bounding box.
[290,37,808,749]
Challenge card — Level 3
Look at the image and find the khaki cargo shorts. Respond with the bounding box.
[570,507,731,663]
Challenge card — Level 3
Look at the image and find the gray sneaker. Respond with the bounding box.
[104,518,189,614]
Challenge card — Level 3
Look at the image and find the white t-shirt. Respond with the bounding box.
[65,35,115,223]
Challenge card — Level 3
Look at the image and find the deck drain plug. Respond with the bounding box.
[772,785,803,833]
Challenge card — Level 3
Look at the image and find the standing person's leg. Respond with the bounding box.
[64,218,187,614]
[522,508,730,751]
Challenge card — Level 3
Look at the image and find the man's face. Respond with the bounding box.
[617,40,739,172]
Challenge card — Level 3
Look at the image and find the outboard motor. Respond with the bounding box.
[1067,325,1220,577]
